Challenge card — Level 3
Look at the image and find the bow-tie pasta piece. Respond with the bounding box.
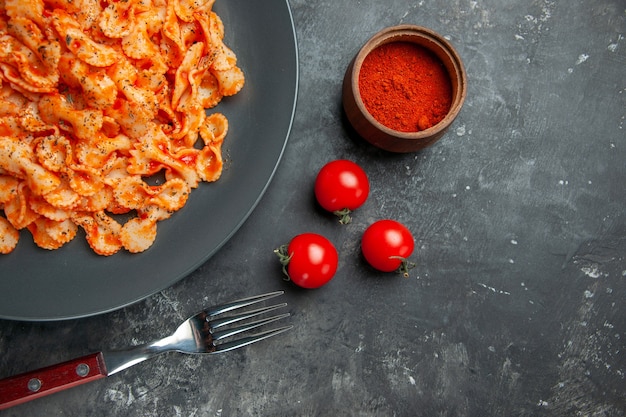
[0,217,19,254]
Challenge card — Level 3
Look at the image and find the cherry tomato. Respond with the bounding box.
[361,219,415,276]
[275,233,338,289]
[314,160,369,224]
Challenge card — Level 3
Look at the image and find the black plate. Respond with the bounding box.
[0,0,299,321]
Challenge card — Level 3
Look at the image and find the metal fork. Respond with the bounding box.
[0,291,291,410]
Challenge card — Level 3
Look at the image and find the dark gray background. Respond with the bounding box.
[1,0,625,416]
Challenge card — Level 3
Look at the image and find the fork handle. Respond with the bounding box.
[0,352,107,410]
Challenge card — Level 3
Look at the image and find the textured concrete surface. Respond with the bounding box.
[1,0,625,416]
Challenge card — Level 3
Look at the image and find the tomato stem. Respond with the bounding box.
[333,208,352,224]
[389,256,416,278]
[273,245,293,281]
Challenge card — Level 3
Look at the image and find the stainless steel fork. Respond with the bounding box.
[0,291,291,410]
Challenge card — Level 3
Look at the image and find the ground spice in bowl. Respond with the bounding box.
[342,25,466,153]
[358,42,452,133]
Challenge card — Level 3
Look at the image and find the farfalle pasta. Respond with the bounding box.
[0,0,244,255]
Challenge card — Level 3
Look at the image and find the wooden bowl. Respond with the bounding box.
[342,25,467,153]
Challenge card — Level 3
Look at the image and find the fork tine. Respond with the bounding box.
[212,325,293,354]
[209,303,287,330]
[206,291,291,353]
[212,312,291,342]
[205,291,284,317]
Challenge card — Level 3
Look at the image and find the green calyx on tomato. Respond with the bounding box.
[275,245,293,277]
[332,208,353,225]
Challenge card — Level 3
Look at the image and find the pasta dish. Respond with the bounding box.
[0,0,244,255]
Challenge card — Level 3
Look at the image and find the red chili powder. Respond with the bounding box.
[358,41,452,132]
